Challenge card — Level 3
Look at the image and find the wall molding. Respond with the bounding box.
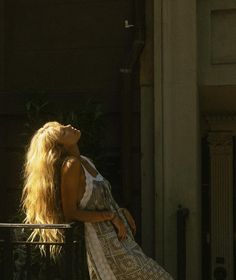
[203,113,236,134]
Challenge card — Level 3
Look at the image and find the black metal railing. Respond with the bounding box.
[0,222,89,280]
[177,205,189,280]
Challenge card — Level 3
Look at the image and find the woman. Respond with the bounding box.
[22,121,174,280]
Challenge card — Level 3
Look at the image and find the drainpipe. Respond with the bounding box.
[120,0,145,207]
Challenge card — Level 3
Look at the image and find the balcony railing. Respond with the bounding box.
[1,206,189,280]
[0,222,89,280]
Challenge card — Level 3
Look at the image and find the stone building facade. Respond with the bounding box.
[140,0,236,279]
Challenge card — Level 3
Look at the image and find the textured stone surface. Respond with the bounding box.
[198,0,236,85]
[153,1,201,279]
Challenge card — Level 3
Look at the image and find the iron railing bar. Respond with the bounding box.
[25,243,32,280]
[3,228,13,280]
[0,223,74,229]
[0,222,87,279]
[0,240,70,245]
[64,227,73,280]
[45,244,51,280]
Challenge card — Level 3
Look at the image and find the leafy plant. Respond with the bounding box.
[20,91,106,162]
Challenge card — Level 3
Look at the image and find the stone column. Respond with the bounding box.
[154,0,201,279]
[208,132,234,280]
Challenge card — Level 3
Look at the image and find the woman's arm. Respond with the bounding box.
[60,157,114,223]
[110,215,127,240]
[119,208,136,236]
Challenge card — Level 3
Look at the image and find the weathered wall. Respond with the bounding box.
[141,0,236,279]
[198,0,236,86]
[4,0,133,92]
[199,0,236,114]
[153,0,201,279]
[198,1,236,279]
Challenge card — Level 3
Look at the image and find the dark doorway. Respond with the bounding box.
[0,0,142,241]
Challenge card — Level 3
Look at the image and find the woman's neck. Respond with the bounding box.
[65,144,81,158]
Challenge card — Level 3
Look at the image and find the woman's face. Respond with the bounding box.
[58,124,81,147]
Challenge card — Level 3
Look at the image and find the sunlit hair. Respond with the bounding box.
[21,121,67,259]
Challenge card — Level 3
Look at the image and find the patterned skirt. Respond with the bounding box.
[84,218,174,280]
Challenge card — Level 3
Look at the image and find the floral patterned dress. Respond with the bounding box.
[80,156,174,280]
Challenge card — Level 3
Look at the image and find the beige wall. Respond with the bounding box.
[141,0,201,279]
[140,0,236,279]
[198,0,236,86]
[198,2,236,279]
[198,0,236,116]
[156,1,201,278]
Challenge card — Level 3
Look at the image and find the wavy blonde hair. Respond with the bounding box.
[21,121,67,259]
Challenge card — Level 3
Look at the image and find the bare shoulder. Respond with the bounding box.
[60,156,85,207]
[61,156,81,176]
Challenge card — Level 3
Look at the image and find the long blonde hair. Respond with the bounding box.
[21,121,67,259]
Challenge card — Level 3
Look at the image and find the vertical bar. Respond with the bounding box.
[3,229,13,280]
[73,239,79,279]
[71,223,76,279]
[64,227,73,280]
[201,137,211,280]
[25,243,32,280]
[80,223,89,280]
[77,222,85,279]
[234,137,236,280]
[177,205,189,280]
[0,0,5,90]
[45,243,51,280]
[121,71,132,206]
[153,0,164,263]
[120,0,145,210]
[208,133,234,280]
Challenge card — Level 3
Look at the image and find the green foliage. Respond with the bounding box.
[20,91,106,161]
